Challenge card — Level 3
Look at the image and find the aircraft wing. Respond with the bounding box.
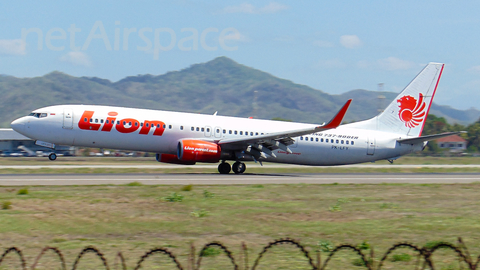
[216,99,352,160]
[397,131,466,145]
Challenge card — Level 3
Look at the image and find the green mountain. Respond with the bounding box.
[1,57,478,127]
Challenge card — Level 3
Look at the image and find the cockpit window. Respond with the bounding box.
[29,112,48,118]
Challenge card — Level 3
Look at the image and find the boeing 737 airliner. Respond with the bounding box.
[11,62,458,174]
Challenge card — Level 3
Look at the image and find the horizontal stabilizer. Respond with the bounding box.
[397,131,466,145]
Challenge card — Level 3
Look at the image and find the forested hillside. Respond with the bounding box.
[1,57,478,127]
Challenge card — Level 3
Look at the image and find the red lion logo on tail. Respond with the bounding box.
[397,93,426,128]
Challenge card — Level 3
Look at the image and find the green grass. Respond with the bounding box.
[0,183,477,269]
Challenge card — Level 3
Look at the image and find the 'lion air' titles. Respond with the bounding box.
[78,111,166,136]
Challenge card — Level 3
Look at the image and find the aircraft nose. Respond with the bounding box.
[11,117,26,133]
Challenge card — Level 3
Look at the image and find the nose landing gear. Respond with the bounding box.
[48,153,57,161]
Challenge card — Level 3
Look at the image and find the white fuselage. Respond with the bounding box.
[11,104,422,166]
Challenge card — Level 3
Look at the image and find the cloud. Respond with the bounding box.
[377,57,415,71]
[60,52,92,67]
[0,39,26,55]
[223,2,288,14]
[315,59,347,69]
[356,60,371,69]
[313,40,334,48]
[468,65,480,74]
[221,31,249,42]
[340,35,362,49]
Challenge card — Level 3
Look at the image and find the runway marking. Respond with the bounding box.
[2,164,480,169]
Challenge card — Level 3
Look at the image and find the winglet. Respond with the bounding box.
[322,99,352,129]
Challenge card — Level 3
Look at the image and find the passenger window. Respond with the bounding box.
[240,131,243,135]
[157,124,161,128]
[201,127,205,132]
[196,127,199,131]
[106,120,109,124]
[101,119,104,124]
[351,141,355,145]
[169,125,172,129]
[135,122,138,126]
[326,139,329,143]
[117,121,120,125]
[250,132,253,136]
[90,119,93,123]
[146,123,150,127]
[316,138,318,142]
[234,131,238,135]
[300,137,303,140]
[84,118,88,122]
[341,140,344,144]
[180,126,184,130]
[305,137,308,141]
[229,130,232,134]
[256,132,259,135]
[336,139,339,143]
[191,127,194,131]
[261,133,264,135]
[163,124,166,128]
[140,123,143,127]
[311,137,313,141]
[223,129,226,134]
[321,138,324,142]
[95,119,99,123]
[346,141,349,145]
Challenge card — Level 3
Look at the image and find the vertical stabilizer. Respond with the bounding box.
[371,62,444,137]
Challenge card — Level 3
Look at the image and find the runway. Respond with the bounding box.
[2,164,480,169]
[0,173,479,185]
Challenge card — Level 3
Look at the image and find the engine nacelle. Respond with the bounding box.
[156,153,196,165]
[177,140,221,163]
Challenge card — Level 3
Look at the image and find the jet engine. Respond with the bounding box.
[155,153,196,165]
[177,139,221,163]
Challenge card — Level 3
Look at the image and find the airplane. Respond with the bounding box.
[10,62,459,174]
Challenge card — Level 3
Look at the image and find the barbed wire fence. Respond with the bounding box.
[0,237,479,269]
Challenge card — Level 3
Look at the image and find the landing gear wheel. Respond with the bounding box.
[232,162,246,174]
[218,162,231,174]
[48,153,57,161]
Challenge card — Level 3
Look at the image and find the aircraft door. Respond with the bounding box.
[367,137,375,155]
[205,126,212,137]
[63,109,73,129]
[214,127,222,138]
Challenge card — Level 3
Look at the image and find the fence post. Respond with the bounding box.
[370,246,375,269]
[190,242,195,270]
[242,242,248,270]
[316,250,321,270]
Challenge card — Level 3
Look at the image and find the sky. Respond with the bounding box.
[1,0,480,110]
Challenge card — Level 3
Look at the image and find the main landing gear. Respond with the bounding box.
[217,161,246,174]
